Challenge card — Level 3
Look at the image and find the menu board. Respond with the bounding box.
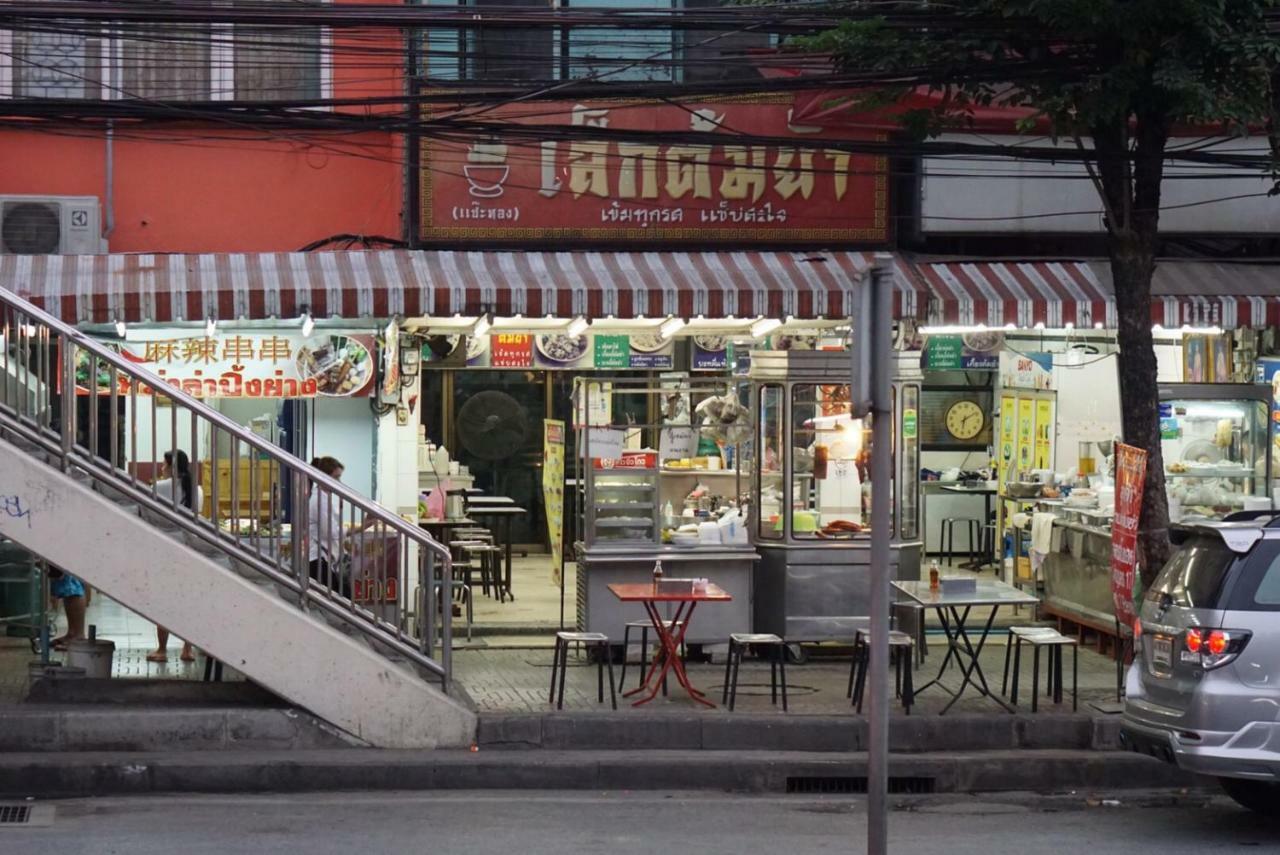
[1016,397,1036,475]
[1034,398,1054,470]
[542,419,566,588]
[1111,444,1148,629]
[462,333,674,370]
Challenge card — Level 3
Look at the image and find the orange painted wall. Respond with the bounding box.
[0,0,407,253]
[0,129,403,252]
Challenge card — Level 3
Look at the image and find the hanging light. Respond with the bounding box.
[301,312,315,337]
[114,317,127,338]
[750,317,783,339]
[472,314,492,338]
[567,316,589,338]
[205,317,217,338]
[659,316,686,340]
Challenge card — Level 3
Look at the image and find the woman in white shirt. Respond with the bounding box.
[307,456,376,599]
[148,450,203,663]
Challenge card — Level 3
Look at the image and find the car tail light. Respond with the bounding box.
[1185,628,1251,670]
[1133,617,1142,639]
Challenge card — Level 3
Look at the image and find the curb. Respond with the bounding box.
[478,712,1122,753]
[0,748,1196,797]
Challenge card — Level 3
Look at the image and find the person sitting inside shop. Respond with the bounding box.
[307,456,378,598]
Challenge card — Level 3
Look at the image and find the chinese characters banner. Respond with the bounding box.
[1111,443,1149,629]
[74,333,376,399]
[421,98,889,244]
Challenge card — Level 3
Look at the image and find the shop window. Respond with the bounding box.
[757,383,784,540]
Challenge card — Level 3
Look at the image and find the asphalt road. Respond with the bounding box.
[3,791,1278,853]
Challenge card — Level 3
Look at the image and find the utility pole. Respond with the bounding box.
[866,254,894,855]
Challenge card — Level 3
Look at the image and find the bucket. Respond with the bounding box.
[65,633,115,680]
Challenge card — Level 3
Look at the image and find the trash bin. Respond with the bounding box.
[65,627,115,679]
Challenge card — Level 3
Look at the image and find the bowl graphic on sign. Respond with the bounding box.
[463,164,510,198]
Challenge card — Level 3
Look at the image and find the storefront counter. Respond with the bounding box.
[1040,518,1116,629]
[574,545,757,645]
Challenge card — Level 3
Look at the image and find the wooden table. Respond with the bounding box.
[416,517,476,548]
[608,582,732,708]
[893,579,1039,714]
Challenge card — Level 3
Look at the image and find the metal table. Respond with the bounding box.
[609,581,732,708]
[893,579,1038,714]
[466,505,526,601]
[940,485,997,570]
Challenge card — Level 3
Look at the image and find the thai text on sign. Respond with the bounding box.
[1111,443,1148,629]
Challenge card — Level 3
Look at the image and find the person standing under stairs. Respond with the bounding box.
[147,450,203,663]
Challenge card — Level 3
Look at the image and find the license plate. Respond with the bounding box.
[1152,636,1173,669]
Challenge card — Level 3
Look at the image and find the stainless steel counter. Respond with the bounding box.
[1040,517,1115,628]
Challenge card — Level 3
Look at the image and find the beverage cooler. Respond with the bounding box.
[749,350,922,641]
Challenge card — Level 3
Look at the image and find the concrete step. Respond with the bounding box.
[0,705,363,753]
[477,711,1124,754]
[0,747,1198,797]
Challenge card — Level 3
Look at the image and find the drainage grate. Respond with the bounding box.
[786,776,937,795]
[0,805,31,825]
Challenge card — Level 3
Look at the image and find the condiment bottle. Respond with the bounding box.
[929,560,940,592]
[652,558,664,593]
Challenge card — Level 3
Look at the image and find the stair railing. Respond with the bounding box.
[0,288,455,687]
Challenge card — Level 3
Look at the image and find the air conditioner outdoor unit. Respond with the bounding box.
[0,195,105,254]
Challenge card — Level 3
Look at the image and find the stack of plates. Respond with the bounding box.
[671,533,700,548]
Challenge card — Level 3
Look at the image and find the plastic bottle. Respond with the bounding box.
[929,560,941,592]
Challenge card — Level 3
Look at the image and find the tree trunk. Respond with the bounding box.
[1108,246,1171,588]
[1093,112,1173,587]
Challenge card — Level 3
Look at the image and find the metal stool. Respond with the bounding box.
[549,631,616,710]
[939,517,981,565]
[1005,626,1078,712]
[619,618,684,692]
[723,633,788,712]
[848,628,915,714]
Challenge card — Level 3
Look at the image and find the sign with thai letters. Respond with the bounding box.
[420,98,889,244]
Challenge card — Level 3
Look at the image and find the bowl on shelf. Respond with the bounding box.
[1006,482,1043,499]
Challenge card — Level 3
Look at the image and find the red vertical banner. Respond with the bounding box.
[1111,443,1149,628]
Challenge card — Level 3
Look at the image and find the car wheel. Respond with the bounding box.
[1219,777,1280,814]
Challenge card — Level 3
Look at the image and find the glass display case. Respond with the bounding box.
[748,350,923,640]
[572,377,757,643]
[1158,383,1273,521]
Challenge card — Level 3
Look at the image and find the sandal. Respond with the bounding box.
[180,649,196,663]
[145,651,168,663]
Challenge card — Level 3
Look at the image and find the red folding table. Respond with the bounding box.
[608,582,732,708]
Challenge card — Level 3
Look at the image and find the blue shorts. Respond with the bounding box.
[50,573,85,600]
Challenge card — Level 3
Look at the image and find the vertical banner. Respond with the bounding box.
[543,420,566,588]
[1111,443,1149,628]
[998,392,1017,484]
[1016,397,1036,477]
[1033,397,1054,470]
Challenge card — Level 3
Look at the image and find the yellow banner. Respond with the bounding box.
[543,419,567,587]
[1016,398,1036,477]
[1034,398,1054,470]
[998,393,1017,483]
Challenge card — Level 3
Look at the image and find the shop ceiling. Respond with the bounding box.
[0,251,1274,332]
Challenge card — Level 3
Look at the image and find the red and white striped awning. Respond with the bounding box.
[0,250,923,326]
[1092,260,1280,329]
[3,251,1278,329]
[909,260,1112,328]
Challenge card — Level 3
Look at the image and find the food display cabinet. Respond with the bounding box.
[749,350,923,641]
[572,377,757,644]
[1159,383,1273,520]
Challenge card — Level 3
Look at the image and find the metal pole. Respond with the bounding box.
[866,255,894,855]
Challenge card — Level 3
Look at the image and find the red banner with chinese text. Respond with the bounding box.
[421,98,888,244]
[1111,443,1148,629]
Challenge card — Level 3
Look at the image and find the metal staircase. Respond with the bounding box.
[0,288,475,748]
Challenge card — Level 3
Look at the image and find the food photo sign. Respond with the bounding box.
[447,333,676,370]
[73,332,377,399]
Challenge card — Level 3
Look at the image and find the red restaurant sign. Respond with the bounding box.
[420,98,888,244]
[1111,443,1149,629]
